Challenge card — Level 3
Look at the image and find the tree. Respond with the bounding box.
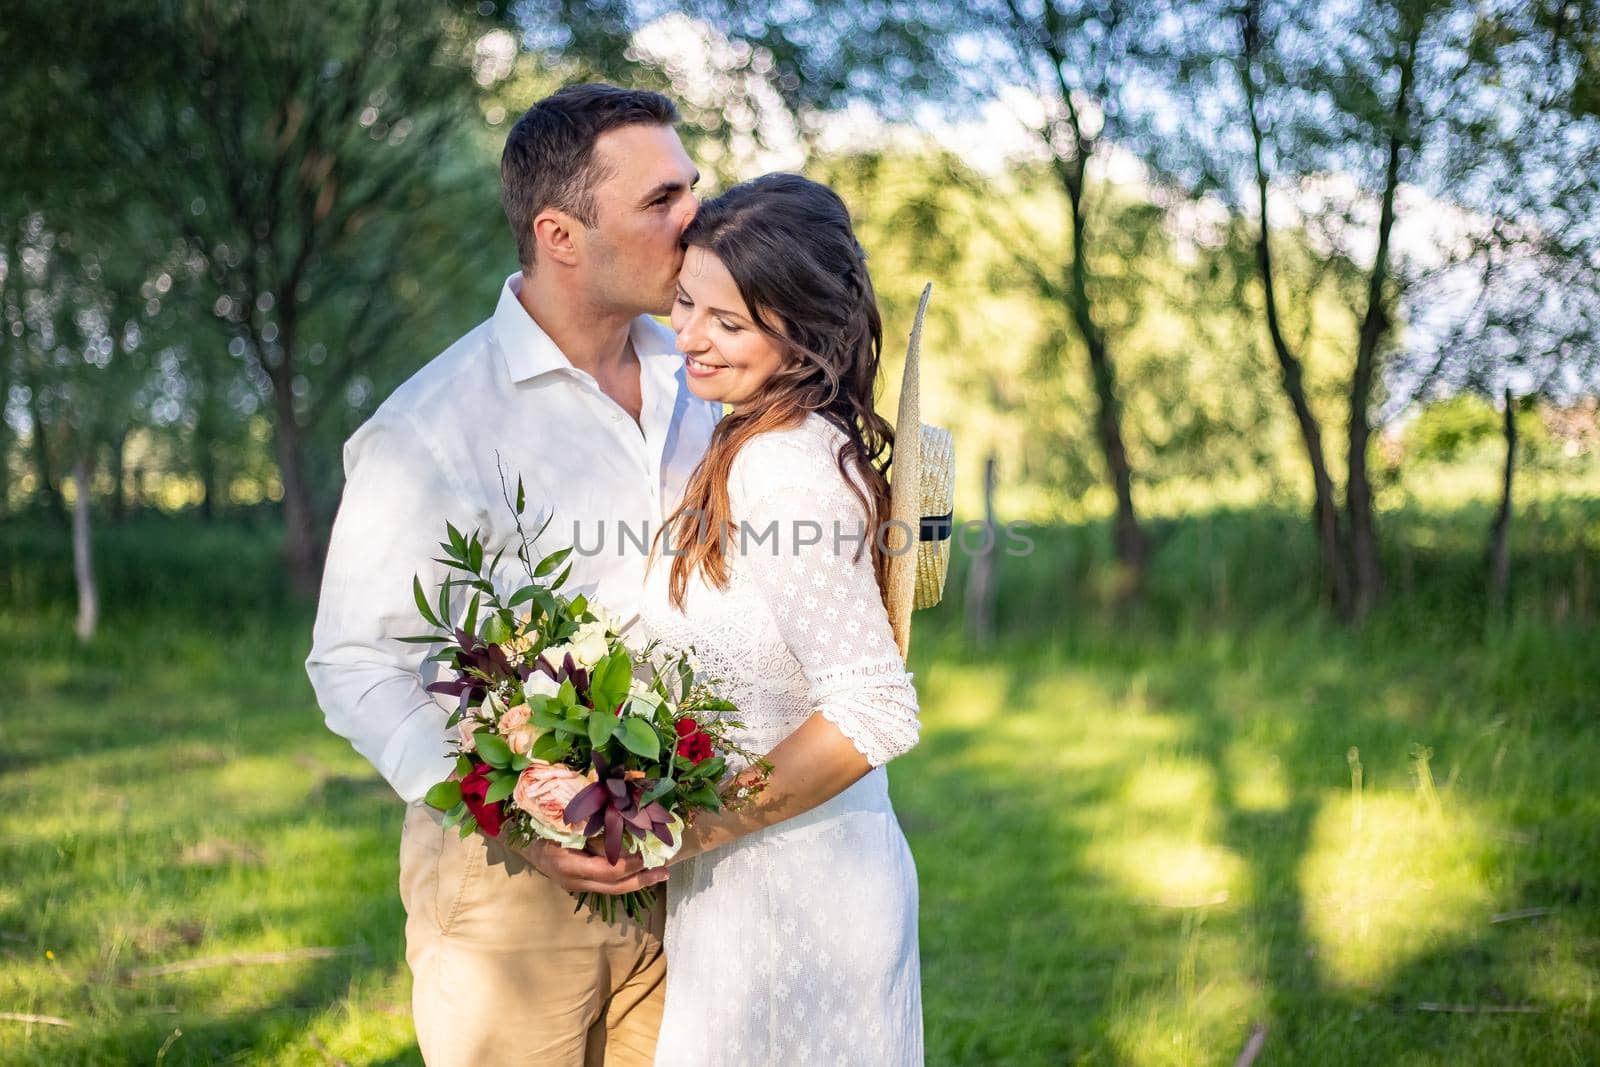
[45,0,515,596]
[1393,0,1600,611]
[1152,0,1472,619]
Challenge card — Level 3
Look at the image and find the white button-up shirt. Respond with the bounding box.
[306,273,719,803]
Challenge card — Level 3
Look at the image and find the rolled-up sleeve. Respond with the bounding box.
[732,439,920,767]
[306,413,476,803]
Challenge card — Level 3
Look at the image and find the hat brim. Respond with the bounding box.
[887,284,934,659]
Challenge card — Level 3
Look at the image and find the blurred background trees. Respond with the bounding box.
[3,0,1596,632]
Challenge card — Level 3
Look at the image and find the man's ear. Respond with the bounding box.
[532,207,583,267]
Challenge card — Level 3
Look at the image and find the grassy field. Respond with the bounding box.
[1,493,1597,1064]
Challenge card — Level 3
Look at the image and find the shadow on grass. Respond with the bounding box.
[0,616,422,1065]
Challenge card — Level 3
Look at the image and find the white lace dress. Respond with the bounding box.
[641,414,924,1066]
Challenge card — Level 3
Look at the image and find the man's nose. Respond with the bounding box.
[675,193,700,235]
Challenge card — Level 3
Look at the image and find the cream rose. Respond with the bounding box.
[539,642,574,673]
[513,761,591,848]
[569,621,610,668]
[637,812,685,869]
[523,671,561,702]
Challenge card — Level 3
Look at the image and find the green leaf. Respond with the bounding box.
[474,732,513,768]
[481,611,512,646]
[397,633,445,645]
[437,576,452,635]
[459,814,478,838]
[588,709,620,748]
[530,707,567,732]
[469,536,483,574]
[557,679,577,707]
[462,593,480,640]
[618,716,661,760]
[532,732,568,762]
[484,774,517,805]
[552,563,572,589]
[689,756,726,781]
[569,594,588,617]
[413,576,441,627]
[455,754,474,778]
[588,650,632,714]
[424,780,462,810]
[447,522,466,558]
[639,777,675,806]
[510,753,533,772]
[534,546,573,578]
[507,585,540,609]
[515,476,526,515]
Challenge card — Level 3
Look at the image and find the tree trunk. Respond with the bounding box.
[22,359,65,522]
[1346,25,1419,620]
[107,429,127,522]
[1034,14,1148,597]
[1488,388,1516,614]
[964,453,1000,648]
[194,345,220,521]
[270,397,322,599]
[261,304,321,598]
[1060,169,1148,593]
[72,456,99,642]
[1239,0,1351,618]
[0,345,12,521]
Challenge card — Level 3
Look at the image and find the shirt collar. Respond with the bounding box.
[494,272,570,382]
[493,271,684,384]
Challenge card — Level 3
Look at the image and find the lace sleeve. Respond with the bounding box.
[730,427,920,767]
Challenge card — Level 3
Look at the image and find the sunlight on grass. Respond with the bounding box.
[1080,758,1244,910]
[1107,918,1262,1067]
[1300,787,1495,989]
[1093,837,1245,911]
[1224,743,1291,813]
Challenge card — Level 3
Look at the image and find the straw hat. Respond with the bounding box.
[887,283,955,659]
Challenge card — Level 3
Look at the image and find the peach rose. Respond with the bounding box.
[498,703,540,757]
[513,761,591,848]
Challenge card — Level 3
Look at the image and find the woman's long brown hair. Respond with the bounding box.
[657,173,895,612]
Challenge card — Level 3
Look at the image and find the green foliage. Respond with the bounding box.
[1406,395,1504,462]
[2,503,1596,1062]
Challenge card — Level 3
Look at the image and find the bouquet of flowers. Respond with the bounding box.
[406,473,767,923]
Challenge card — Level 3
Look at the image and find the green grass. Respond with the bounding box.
[1,496,1596,1064]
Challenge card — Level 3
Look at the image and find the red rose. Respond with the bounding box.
[459,762,505,838]
[674,718,714,763]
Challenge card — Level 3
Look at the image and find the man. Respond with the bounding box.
[306,84,714,1066]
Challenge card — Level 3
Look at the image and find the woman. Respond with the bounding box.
[640,173,923,1065]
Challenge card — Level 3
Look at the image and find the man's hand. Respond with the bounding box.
[517,838,669,895]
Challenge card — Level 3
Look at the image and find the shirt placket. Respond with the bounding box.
[574,369,665,524]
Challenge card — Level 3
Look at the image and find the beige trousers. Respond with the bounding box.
[398,802,666,1066]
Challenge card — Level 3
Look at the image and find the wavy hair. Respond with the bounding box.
[658,173,894,611]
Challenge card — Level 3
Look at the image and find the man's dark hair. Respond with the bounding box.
[501,83,679,269]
